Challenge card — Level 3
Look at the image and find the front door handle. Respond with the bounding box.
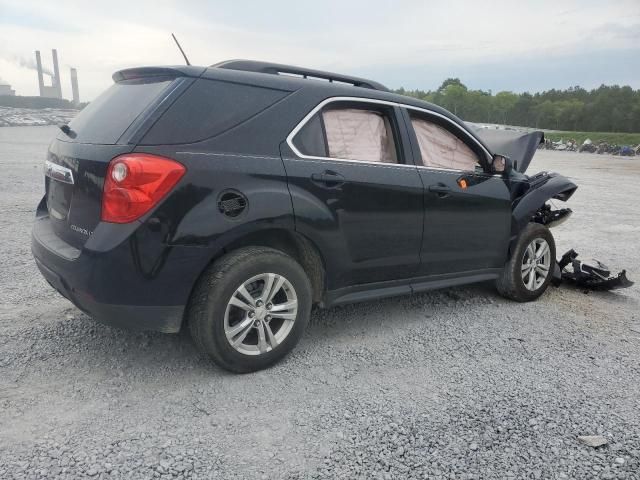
[428,184,451,197]
[311,170,345,188]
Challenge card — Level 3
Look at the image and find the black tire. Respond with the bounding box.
[188,246,312,373]
[496,223,556,302]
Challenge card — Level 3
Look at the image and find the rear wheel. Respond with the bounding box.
[496,223,555,302]
[188,247,312,373]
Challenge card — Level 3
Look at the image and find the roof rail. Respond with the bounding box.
[211,59,388,92]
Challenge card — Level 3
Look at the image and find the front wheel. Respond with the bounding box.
[496,223,556,302]
[188,246,312,373]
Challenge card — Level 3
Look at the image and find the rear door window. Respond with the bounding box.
[67,78,174,144]
[323,108,397,163]
[293,104,399,164]
[292,113,328,157]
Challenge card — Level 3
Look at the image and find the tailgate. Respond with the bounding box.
[45,140,134,248]
[43,73,191,249]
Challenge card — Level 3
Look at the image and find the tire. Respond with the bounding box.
[496,223,556,302]
[188,246,312,373]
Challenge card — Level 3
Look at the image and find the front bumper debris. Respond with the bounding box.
[552,249,634,290]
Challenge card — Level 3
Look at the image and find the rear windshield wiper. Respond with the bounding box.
[59,124,77,139]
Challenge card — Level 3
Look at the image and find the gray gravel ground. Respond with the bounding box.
[1,126,639,479]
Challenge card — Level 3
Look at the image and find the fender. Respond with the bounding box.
[511,171,577,240]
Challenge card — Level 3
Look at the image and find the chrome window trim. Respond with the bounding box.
[285,96,493,170]
[286,155,416,169]
[44,160,74,185]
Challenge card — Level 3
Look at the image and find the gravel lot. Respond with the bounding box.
[1,126,639,479]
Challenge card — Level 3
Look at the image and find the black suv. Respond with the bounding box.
[32,60,577,372]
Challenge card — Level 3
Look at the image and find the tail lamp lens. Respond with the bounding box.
[101,153,186,223]
[111,162,129,183]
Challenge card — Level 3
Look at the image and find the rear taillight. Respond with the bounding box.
[101,153,186,223]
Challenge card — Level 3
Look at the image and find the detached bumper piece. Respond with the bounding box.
[552,249,634,290]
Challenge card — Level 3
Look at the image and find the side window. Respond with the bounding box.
[293,113,327,157]
[410,114,479,171]
[140,79,290,145]
[292,104,398,164]
[322,108,397,163]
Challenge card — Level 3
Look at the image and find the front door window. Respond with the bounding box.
[410,115,479,171]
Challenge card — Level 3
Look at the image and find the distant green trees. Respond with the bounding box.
[395,80,640,133]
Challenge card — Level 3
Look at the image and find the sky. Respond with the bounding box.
[1,0,639,101]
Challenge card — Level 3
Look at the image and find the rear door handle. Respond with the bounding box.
[311,171,345,188]
[428,184,451,197]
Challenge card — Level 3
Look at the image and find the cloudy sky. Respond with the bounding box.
[1,0,639,101]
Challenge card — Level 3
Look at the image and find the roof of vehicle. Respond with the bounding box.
[207,61,476,125]
[209,61,493,148]
[114,61,456,120]
[114,61,494,156]
[212,59,390,91]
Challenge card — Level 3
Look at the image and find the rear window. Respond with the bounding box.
[68,78,173,144]
[139,79,291,145]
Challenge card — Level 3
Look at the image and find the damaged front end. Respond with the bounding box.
[526,189,634,291]
[512,170,578,234]
[471,125,633,292]
[533,203,573,229]
[521,177,633,291]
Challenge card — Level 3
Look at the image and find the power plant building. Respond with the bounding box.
[70,68,80,105]
[0,84,16,96]
[35,49,62,99]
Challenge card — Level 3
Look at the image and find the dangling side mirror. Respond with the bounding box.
[491,154,516,175]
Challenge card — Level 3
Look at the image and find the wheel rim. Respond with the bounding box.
[521,238,551,291]
[224,273,298,356]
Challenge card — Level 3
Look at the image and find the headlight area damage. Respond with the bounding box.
[473,126,633,292]
[512,170,578,234]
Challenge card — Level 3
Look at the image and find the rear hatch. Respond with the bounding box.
[44,68,201,249]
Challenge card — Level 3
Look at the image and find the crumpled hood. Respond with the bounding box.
[467,125,544,173]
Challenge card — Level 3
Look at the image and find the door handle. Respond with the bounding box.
[311,171,345,188]
[428,184,451,197]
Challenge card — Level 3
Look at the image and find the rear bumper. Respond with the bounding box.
[33,256,183,332]
[31,215,211,333]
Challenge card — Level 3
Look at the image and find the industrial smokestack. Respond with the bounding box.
[35,50,45,96]
[51,49,62,99]
[70,68,80,106]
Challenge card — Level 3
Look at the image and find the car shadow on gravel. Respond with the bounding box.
[4,306,229,379]
[15,280,632,378]
[559,286,637,303]
[11,284,499,377]
[305,283,501,339]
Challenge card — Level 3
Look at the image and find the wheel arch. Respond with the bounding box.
[183,228,326,330]
[508,173,577,258]
[218,228,326,304]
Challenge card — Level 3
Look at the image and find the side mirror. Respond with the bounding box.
[491,154,516,175]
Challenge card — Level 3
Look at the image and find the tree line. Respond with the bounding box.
[395,79,640,133]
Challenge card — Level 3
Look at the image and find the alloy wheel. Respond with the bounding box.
[521,238,551,291]
[224,273,298,356]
